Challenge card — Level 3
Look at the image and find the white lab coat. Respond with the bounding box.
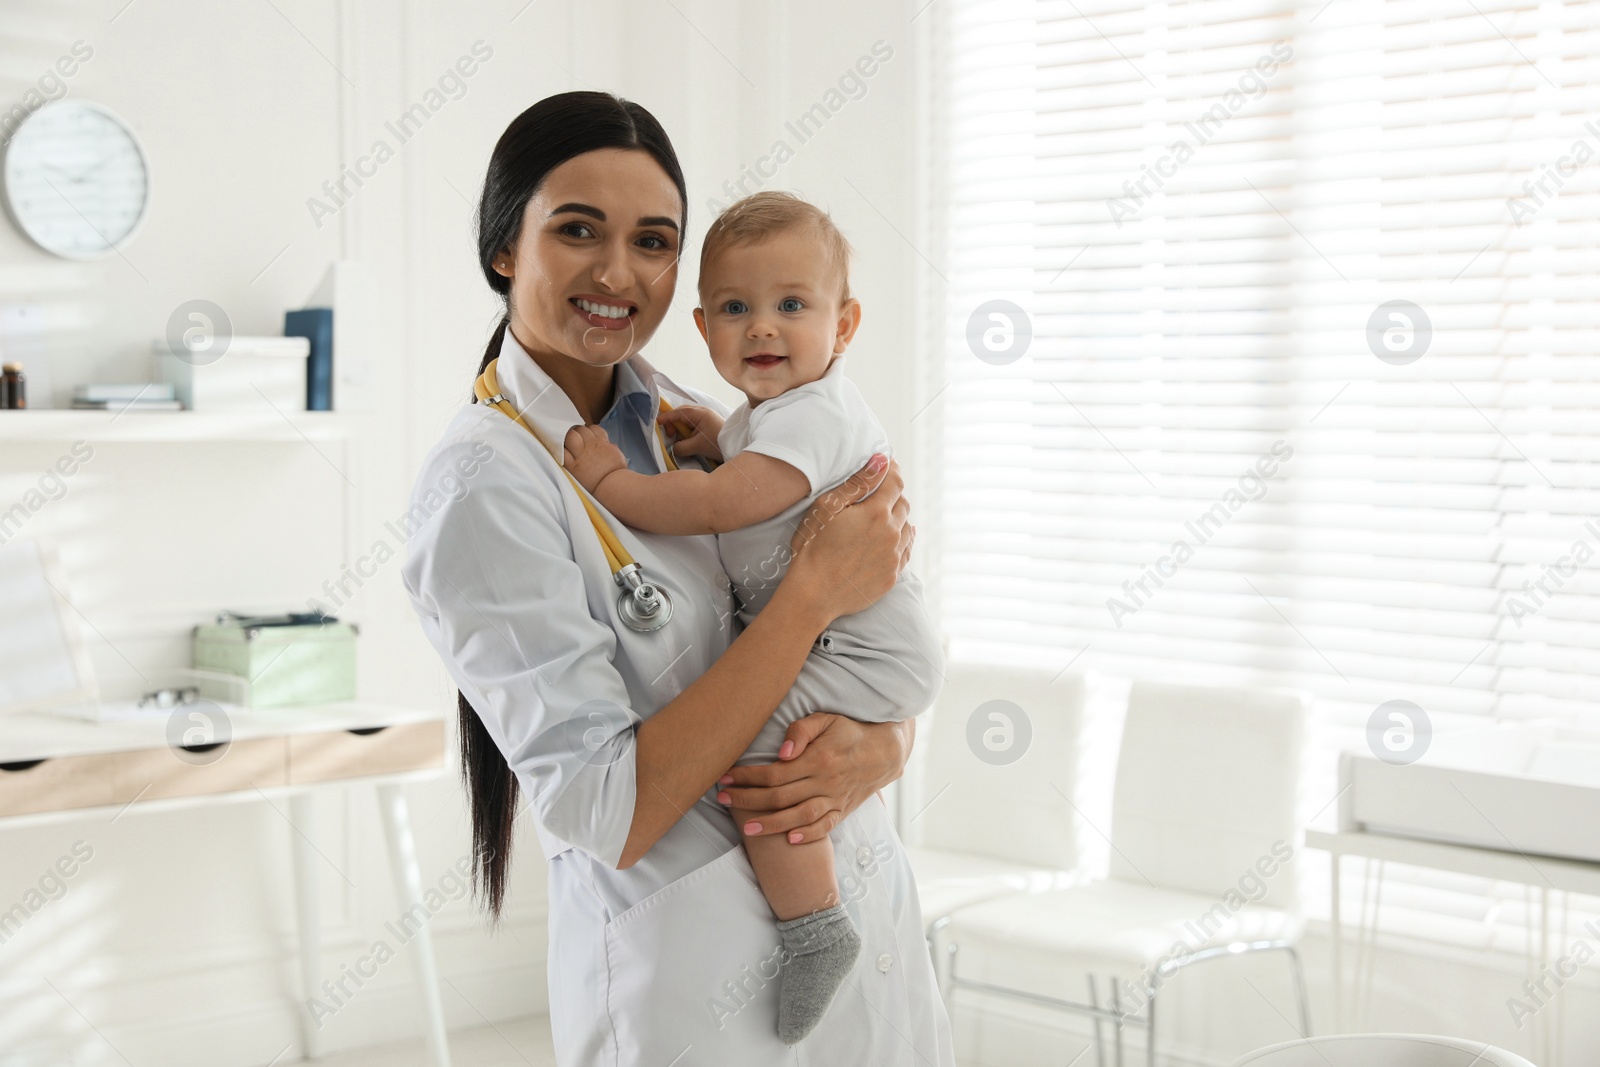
[402,329,954,1066]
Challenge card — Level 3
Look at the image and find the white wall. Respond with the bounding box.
[0,1,922,1063]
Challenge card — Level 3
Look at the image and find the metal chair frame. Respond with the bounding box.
[926,919,1311,1067]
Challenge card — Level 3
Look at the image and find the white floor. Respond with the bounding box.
[312,1016,558,1067]
[305,1015,997,1067]
[306,1012,1035,1067]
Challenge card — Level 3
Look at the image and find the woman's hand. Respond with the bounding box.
[714,714,914,844]
[784,454,914,627]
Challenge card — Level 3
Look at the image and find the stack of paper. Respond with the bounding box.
[71,383,182,411]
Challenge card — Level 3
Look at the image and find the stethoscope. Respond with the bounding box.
[475,356,696,633]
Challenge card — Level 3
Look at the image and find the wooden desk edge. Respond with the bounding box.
[0,767,448,832]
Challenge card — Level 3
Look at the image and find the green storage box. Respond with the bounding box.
[192,616,358,708]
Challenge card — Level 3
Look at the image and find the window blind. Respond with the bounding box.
[928,0,1600,944]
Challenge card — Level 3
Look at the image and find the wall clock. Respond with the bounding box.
[3,100,150,259]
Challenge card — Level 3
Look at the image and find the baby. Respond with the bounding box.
[563,191,943,1043]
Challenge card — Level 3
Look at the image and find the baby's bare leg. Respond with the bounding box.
[734,805,838,920]
[733,806,862,1044]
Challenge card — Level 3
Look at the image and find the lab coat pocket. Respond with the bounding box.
[602,844,790,1066]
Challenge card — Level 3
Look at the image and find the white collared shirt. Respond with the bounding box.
[403,326,737,874]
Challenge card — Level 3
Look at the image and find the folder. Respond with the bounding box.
[285,307,334,411]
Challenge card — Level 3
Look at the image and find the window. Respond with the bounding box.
[928,0,1600,946]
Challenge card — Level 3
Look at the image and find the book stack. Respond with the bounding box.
[285,307,334,410]
[72,383,183,411]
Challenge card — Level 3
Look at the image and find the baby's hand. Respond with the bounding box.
[660,404,726,463]
[562,424,628,494]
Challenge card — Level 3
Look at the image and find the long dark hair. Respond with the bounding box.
[461,92,688,919]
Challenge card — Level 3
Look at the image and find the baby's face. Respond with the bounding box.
[694,228,860,404]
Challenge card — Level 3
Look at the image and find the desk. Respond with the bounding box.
[0,701,453,1066]
[1308,828,1600,1067]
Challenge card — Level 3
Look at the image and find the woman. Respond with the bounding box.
[402,91,952,1065]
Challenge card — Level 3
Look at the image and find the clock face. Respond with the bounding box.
[3,101,150,259]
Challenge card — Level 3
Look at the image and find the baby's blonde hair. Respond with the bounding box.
[699,191,853,301]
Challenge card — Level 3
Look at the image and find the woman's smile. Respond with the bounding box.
[571,294,638,331]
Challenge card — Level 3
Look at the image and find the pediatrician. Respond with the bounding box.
[402,92,953,1065]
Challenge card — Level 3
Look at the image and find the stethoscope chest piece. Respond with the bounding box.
[614,563,673,633]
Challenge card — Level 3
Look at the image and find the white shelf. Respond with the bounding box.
[0,701,445,762]
[0,409,362,443]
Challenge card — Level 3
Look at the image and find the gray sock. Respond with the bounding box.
[775,904,861,1044]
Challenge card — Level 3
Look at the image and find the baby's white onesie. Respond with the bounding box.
[715,356,944,764]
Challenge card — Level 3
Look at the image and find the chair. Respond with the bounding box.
[907,666,1102,992]
[940,679,1310,1067]
[1231,1034,1538,1067]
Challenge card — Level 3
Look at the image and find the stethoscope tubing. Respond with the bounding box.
[474,356,688,632]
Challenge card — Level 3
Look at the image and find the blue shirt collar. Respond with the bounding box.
[595,357,662,475]
[604,358,654,424]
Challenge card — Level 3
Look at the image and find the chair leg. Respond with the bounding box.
[1087,974,1107,1067]
[1111,978,1124,1067]
[1285,944,1312,1037]
[1146,986,1157,1067]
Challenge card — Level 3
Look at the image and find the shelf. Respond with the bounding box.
[0,409,362,443]
[0,701,446,762]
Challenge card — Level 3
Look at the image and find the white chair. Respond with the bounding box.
[941,679,1311,1067]
[908,666,1101,991]
[1232,1034,1538,1067]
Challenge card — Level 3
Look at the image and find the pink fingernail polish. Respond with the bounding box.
[778,741,795,759]
[789,832,803,843]
[717,791,731,805]
[744,821,762,835]
[718,774,734,785]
